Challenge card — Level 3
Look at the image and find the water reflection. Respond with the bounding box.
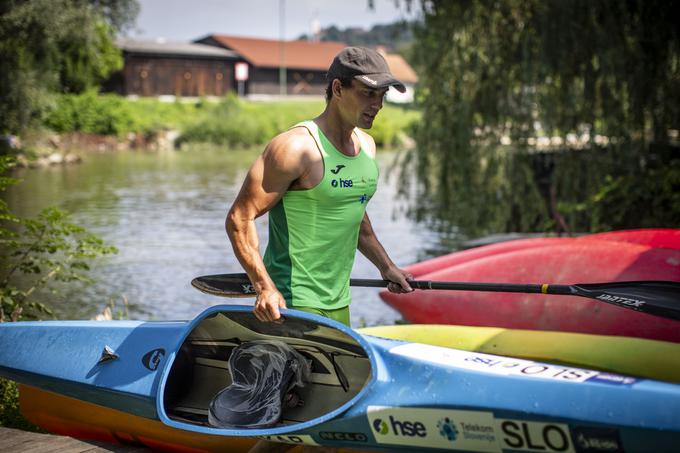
[4,147,444,326]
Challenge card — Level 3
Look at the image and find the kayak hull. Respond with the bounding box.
[18,385,262,453]
[406,229,680,277]
[2,305,680,452]
[16,382,680,453]
[382,241,680,342]
[582,228,680,250]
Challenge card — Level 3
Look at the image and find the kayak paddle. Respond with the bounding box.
[191,273,680,321]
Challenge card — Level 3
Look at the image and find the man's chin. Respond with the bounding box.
[359,118,375,129]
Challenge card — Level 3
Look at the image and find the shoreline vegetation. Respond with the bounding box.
[5,92,421,167]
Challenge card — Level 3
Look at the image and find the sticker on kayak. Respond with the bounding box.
[257,434,319,446]
[142,348,165,371]
[497,419,575,453]
[367,406,500,452]
[389,343,637,385]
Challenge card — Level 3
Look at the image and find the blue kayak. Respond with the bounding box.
[0,304,678,452]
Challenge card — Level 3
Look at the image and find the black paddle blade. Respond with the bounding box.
[573,281,680,321]
[191,273,255,298]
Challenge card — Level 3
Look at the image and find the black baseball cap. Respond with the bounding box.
[326,47,406,93]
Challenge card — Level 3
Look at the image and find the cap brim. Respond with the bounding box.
[355,74,406,93]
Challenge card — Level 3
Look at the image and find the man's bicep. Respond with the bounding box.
[232,142,303,219]
[231,162,285,219]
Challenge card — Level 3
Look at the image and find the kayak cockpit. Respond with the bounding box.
[160,308,372,433]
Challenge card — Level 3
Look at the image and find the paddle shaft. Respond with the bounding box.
[350,279,573,295]
[192,273,680,321]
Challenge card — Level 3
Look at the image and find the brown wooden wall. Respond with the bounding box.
[106,53,330,97]
[249,67,327,95]
[121,55,234,97]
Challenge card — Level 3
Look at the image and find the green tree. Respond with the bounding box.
[0,156,117,321]
[408,0,680,236]
[0,0,139,134]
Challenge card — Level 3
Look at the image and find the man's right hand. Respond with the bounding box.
[253,288,287,322]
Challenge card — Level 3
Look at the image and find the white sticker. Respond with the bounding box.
[390,343,600,382]
[257,434,320,446]
[496,419,575,453]
[367,406,501,452]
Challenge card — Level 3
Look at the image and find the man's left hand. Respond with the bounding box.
[381,267,414,294]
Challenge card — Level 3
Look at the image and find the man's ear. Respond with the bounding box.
[332,79,344,99]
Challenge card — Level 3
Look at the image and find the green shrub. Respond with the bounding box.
[178,97,420,149]
[0,156,118,322]
[45,91,134,136]
[41,93,420,148]
[0,378,42,431]
[178,95,269,147]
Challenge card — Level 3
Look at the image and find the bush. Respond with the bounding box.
[178,96,268,147]
[0,378,42,431]
[45,91,134,136]
[178,96,420,149]
[40,92,421,149]
[0,156,118,322]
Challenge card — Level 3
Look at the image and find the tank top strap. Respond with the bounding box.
[290,120,327,157]
[353,128,373,158]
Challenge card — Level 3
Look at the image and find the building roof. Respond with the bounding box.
[117,38,239,59]
[199,35,418,84]
[381,52,418,84]
[202,35,346,71]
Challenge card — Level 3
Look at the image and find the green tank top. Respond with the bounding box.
[263,120,379,309]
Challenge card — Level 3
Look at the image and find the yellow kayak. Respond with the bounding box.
[358,324,680,383]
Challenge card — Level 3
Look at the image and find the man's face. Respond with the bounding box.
[339,80,389,129]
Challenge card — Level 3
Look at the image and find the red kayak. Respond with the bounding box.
[579,228,680,250]
[406,229,680,277]
[382,240,680,342]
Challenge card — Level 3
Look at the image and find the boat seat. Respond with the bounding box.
[208,340,311,429]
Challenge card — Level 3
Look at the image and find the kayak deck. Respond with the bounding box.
[358,324,680,383]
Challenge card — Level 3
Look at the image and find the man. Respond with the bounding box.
[226,46,413,326]
[226,47,413,452]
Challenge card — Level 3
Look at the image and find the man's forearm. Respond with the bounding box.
[358,214,413,292]
[225,212,276,293]
[357,214,395,273]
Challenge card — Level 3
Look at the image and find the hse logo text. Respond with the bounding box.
[331,178,353,188]
[372,416,426,437]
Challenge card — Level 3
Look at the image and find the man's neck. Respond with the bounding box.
[315,107,358,156]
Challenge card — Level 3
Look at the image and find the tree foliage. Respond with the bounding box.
[409,0,680,236]
[0,0,139,134]
[0,157,117,321]
[301,22,415,54]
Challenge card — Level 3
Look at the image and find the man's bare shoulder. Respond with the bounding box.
[266,126,319,159]
[260,126,320,177]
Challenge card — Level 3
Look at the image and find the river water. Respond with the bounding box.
[4,147,447,327]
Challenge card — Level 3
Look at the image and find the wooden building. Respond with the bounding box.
[194,35,347,96]
[108,39,239,97]
[108,36,418,101]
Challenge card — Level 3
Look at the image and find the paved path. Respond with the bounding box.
[0,427,150,452]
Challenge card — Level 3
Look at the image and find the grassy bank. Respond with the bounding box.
[42,92,420,149]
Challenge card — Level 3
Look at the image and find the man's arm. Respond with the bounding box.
[354,129,412,293]
[357,213,413,293]
[225,131,310,322]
